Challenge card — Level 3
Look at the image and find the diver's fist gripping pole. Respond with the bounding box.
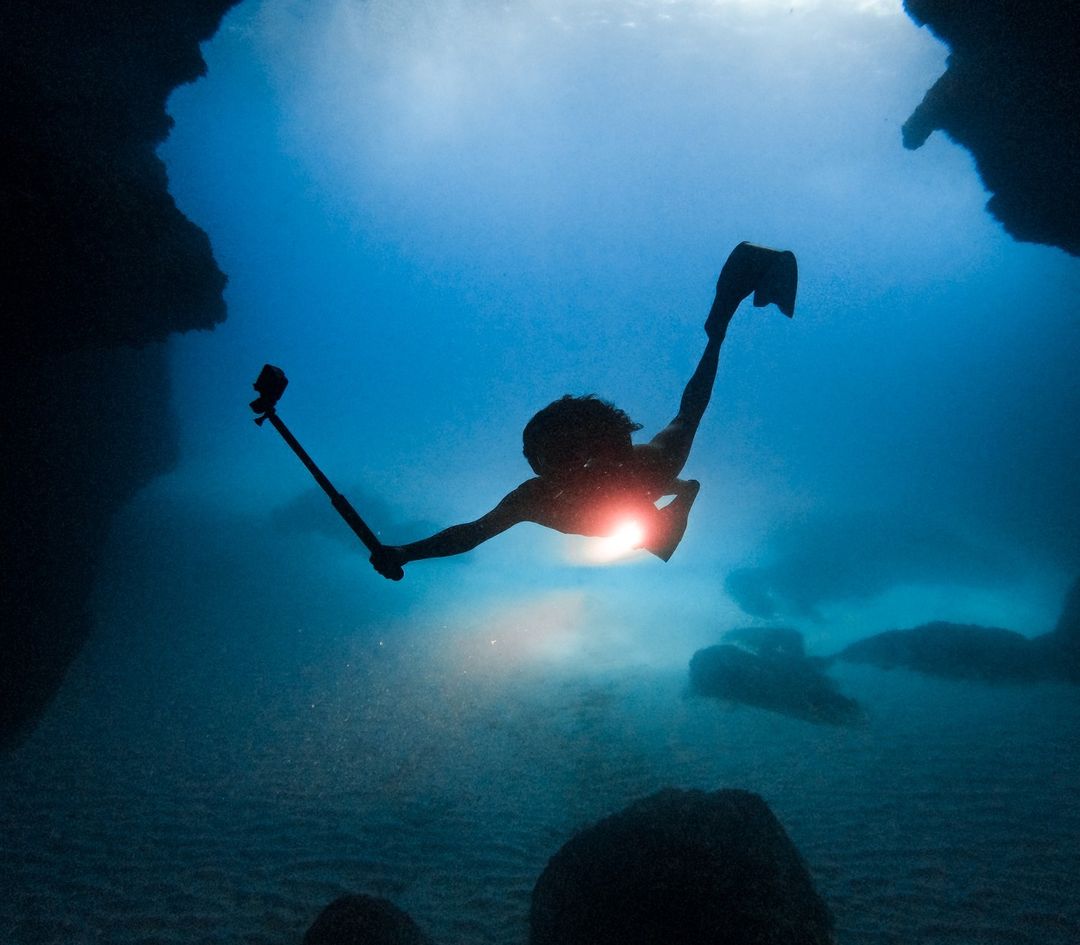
[249,365,404,580]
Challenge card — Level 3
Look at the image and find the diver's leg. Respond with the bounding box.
[705,243,756,339]
[643,332,721,480]
[639,244,797,489]
[677,333,722,430]
[645,242,784,479]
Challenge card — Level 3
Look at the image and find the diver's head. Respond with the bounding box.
[522,394,641,477]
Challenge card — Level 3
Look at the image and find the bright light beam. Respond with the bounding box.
[578,518,647,565]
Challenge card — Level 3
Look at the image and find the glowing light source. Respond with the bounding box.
[612,519,645,549]
[582,518,647,564]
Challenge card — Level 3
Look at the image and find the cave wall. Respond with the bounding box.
[1,0,240,749]
[902,0,1080,256]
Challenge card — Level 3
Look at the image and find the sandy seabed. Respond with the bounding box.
[3,620,1080,945]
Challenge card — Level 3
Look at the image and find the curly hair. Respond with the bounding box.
[522,394,642,476]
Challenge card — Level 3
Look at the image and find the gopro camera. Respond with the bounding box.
[250,364,288,416]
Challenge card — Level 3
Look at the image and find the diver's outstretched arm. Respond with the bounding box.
[370,489,531,579]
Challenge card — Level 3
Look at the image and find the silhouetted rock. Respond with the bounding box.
[836,575,1080,684]
[1,345,179,748]
[838,621,1046,682]
[689,628,862,726]
[0,0,237,748]
[303,895,434,945]
[723,625,806,659]
[529,788,832,945]
[3,1,233,353]
[1027,574,1080,683]
[725,512,1009,621]
[902,0,1080,256]
[1052,575,1080,649]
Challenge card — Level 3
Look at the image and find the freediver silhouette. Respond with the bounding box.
[368,242,797,581]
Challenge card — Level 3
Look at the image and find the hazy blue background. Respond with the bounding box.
[6,6,1080,943]
[148,0,1079,670]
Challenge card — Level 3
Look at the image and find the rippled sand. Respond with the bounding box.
[3,624,1079,945]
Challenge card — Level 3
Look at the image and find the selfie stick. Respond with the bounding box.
[250,365,395,572]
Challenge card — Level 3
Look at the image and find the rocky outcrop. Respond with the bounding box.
[836,575,1080,683]
[3,1,231,352]
[690,627,862,726]
[0,0,238,748]
[902,0,1080,255]
[302,791,833,945]
[303,895,434,945]
[837,621,1048,682]
[530,788,833,945]
[724,512,1009,623]
[1051,574,1080,649]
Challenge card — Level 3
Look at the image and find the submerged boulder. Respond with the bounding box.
[1017,573,1080,683]
[689,628,862,726]
[1051,575,1080,653]
[529,788,832,945]
[837,621,1045,682]
[723,625,806,659]
[836,575,1080,684]
[302,895,433,945]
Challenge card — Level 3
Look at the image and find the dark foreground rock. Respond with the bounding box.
[305,790,832,945]
[836,575,1080,684]
[530,788,832,945]
[2,345,179,748]
[690,628,862,726]
[303,895,433,945]
[901,0,1080,256]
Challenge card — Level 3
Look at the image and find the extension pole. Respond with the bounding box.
[256,407,383,554]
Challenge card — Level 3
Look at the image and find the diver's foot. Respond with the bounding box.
[706,242,798,338]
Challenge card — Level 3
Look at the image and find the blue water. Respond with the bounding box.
[4,1,1080,942]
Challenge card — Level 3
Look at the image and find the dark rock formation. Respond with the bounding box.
[836,575,1080,683]
[902,0,1080,255]
[306,792,833,945]
[3,1,231,352]
[1,345,179,746]
[303,895,434,945]
[837,621,1047,682]
[1052,574,1080,649]
[725,512,1009,623]
[529,788,833,945]
[0,0,238,748]
[689,628,862,726]
[723,625,808,659]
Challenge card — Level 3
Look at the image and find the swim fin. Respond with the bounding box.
[750,246,798,318]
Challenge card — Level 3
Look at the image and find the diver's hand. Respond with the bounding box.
[370,544,406,581]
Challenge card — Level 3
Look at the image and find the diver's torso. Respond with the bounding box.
[519,461,671,538]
